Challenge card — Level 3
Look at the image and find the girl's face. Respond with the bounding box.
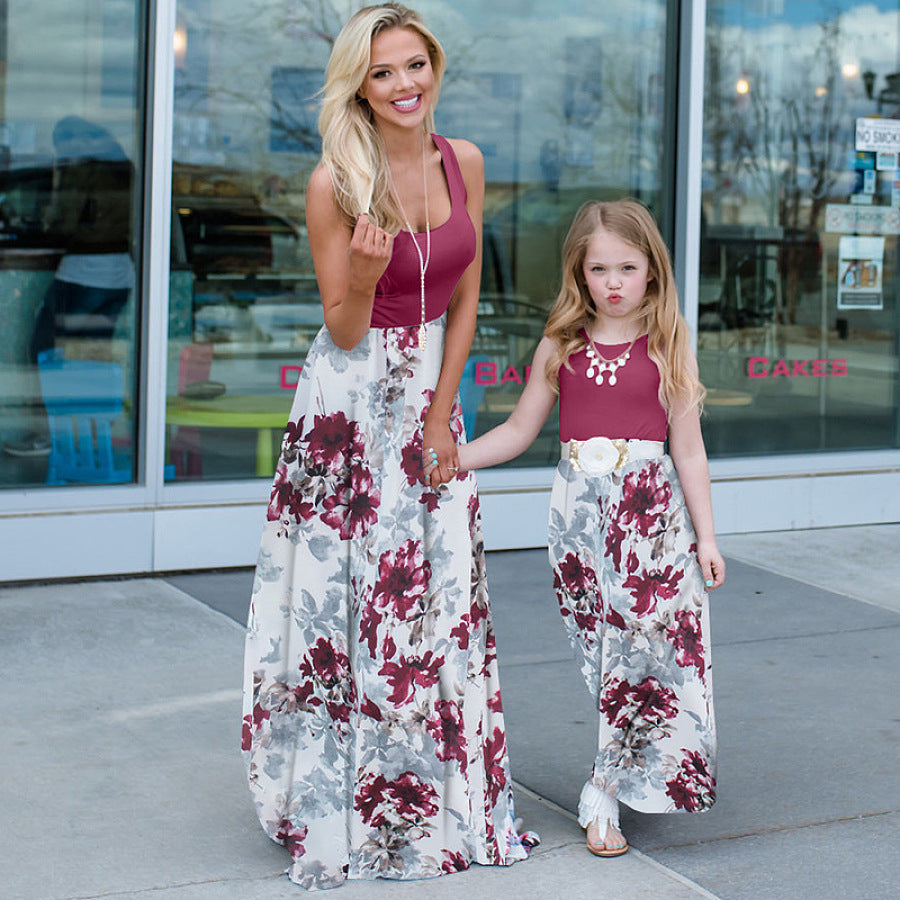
[582,227,653,328]
[359,27,435,132]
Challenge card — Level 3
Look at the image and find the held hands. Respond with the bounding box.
[697,540,726,590]
[422,416,460,490]
[349,214,394,288]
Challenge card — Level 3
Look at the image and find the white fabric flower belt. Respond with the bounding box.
[561,437,665,477]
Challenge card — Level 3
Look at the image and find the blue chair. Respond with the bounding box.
[37,349,131,484]
[458,354,490,439]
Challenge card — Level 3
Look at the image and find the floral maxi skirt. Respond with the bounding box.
[548,454,717,814]
[242,317,528,890]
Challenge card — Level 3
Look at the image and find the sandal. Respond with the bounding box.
[579,782,629,858]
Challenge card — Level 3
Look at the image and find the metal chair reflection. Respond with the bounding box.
[37,348,131,484]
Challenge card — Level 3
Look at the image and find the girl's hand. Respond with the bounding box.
[697,540,726,590]
[422,415,459,489]
[348,214,393,289]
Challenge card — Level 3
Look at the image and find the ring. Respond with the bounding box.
[447,466,459,471]
[705,579,713,588]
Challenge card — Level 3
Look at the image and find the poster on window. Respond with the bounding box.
[837,235,884,310]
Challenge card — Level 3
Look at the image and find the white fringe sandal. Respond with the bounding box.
[578,782,629,857]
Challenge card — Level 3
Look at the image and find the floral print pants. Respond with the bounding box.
[548,454,717,814]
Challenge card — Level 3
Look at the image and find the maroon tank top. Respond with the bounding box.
[558,333,668,442]
[370,134,476,328]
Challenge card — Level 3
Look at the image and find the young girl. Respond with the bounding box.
[459,199,723,858]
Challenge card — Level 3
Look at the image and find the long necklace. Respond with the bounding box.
[394,134,431,350]
[584,328,638,386]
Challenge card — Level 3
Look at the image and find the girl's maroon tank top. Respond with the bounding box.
[558,333,668,442]
[370,134,476,328]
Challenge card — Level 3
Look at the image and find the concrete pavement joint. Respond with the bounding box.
[60,871,287,900]
[641,808,896,851]
[720,551,900,617]
[511,780,725,899]
[714,620,900,648]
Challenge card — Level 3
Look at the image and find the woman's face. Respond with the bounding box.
[359,27,435,132]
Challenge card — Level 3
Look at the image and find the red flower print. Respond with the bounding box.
[618,463,672,537]
[665,775,699,811]
[355,772,390,826]
[449,400,464,440]
[573,608,600,635]
[467,492,480,539]
[419,490,440,512]
[360,695,382,721]
[400,437,424,487]
[555,552,598,598]
[599,678,633,726]
[320,467,381,539]
[283,417,305,446]
[306,411,364,473]
[303,637,350,688]
[359,603,383,658]
[396,325,419,352]
[601,676,678,729]
[373,539,432,620]
[354,771,439,827]
[241,714,253,751]
[275,819,308,860]
[667,609,706,677]
[386,771,439,821]
[266,464,315,523]
[606,607,627,630]
[426,699,467,769]
[450,615,470,650]
[380,651,443,706]
[291,680,321,710]
[623,565,683,617]
[666,749,716,811]
[630,676,679,724]
[604,518,628,570]
[442,850,469,873]
[483,726,509,806]
[419,389,435,422]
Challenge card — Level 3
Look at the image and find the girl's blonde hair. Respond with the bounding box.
[544,199,705,414]
[318,3,446,233]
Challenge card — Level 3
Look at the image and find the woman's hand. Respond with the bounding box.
[697,540,726,590]
[348,214,393,290]
[422,415,459,489]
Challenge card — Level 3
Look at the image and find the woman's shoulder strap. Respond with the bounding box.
[431,133,467,204]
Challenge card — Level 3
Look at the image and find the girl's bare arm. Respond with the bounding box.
[459,337,558,470]
[668,349,725,588]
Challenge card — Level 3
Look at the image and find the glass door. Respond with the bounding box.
[700,0,900,457]
[0,0,146,488]
[164,0,677,480]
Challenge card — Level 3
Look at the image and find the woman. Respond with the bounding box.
[242,4,530,890]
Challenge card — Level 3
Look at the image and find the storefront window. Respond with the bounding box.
[701,0,900,456]
[0,0,145,488]
[165,0,674,480]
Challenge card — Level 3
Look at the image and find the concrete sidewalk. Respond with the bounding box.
[2,524,898,899]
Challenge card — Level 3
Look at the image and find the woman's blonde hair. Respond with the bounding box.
[318,3,446,233]
[544,199,705,414]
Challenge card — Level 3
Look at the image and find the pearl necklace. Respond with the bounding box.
[394,134,431,350]
[584,329,638,386]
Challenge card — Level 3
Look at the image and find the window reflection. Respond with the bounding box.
[165,0,673,479]
[700,0,900,456]
[0,1,143,488]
